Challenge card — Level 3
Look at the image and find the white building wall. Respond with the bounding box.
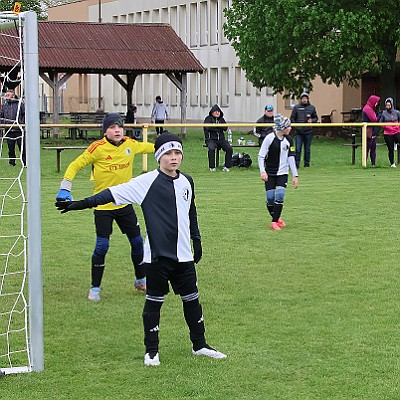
[88,0,275,123]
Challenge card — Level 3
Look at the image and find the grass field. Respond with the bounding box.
[1,130,400,399]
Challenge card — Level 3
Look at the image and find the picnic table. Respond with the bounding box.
[43,146,87,173]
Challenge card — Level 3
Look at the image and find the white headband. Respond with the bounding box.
[155,141,183,162]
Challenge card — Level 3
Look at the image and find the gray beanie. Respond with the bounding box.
[102,113,124,133]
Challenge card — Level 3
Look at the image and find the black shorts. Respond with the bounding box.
[265,174,288,191]
[94,204,140,238]
[145,258,198,297]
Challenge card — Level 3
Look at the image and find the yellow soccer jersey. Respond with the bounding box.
[63,136,154,210]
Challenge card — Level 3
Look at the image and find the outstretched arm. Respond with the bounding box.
[55,189,114,213]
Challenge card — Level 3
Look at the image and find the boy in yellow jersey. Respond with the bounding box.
[56,113,155,301]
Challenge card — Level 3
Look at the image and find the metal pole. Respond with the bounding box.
[24,11,44,372]
[361,123,367,167]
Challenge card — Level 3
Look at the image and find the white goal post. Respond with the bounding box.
[0,11,43,375]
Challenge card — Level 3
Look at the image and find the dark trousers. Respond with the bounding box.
[384,133,400,165]
[366,136,377,166]
[155,119,165,135]
[206,139,233,168]
[6,130,25,166]
[295,132,312,167]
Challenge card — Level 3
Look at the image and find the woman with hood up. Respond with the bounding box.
[362,95,380,167]
[203,104,233,172]
[379,97,400,167]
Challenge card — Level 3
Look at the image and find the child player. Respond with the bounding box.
[56,113,155,301]
[258,114,299,231]
[56,132,227,366]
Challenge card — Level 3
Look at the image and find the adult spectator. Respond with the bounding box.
[362,95,380,167]
[0,89,25,166]
[203,104,233,172]
[379,97,400,168]
[151,96,169,135]
[290,92,318,168]
[253,104,274,146]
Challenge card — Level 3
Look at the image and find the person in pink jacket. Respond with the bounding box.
[362,95,380,167]
[379,97,400,167]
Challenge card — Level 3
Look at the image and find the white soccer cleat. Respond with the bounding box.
[222,166,230,172]
[144,352,160,366]
[88,287,101,302]
[192,346,227,359]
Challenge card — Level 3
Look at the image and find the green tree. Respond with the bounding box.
[0,0,47,19]
[224,0,400,100]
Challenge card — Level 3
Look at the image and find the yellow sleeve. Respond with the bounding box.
[63,149,96,182]
[127,137,155,155]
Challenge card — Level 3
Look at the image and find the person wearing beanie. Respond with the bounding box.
[379,97,400,167]
[258,114,299,231]
[290,92,318,168]
[253,104,275,146]
[55,112,155,301]
[56,131,227,366]
[203,104,233,171]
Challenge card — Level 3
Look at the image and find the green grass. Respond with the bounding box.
[2,131,400,399]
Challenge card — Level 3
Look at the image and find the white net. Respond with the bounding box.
[0,12,31,375]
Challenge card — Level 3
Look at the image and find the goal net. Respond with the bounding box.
[0,11,43,376]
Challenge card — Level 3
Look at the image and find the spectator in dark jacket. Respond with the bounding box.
[203,104,233,172]
[290,92,318,168]
[253,104,274,146]
[0,89,25,166]
[362,95,380,167]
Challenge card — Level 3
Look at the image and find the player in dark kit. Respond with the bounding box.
[56,132,227,366]
[258,114,299,231]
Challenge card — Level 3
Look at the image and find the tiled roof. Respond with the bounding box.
[0,21,204,74]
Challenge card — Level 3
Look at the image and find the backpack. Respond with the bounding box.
[232,152,252,168]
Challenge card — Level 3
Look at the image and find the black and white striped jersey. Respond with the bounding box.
[110,169,200,263]
[258,132,296,176]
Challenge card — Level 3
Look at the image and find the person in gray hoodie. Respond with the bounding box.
[379,97,400,167]
[290,92,318,168]
[151,96,169,135]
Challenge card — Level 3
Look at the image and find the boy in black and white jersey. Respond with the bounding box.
[56,132,227,366]
[258,115,299,231]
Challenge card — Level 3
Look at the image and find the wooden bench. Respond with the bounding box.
[43,146,87,173]
[68,112,105,139]
[203,143,259,167]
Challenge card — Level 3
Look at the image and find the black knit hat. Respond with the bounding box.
[102,113,124,133]
[154,131,183,162]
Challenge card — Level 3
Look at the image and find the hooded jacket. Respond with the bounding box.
[0,97,25,132]
[362,95,380,138]
[379,97,400,136]
[203,104,228,141]
[290,92,318,135]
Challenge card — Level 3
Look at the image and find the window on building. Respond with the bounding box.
[189,73,199,106]
[143,10,150,22]
[210,68,218,105]
[246,78,252,96]
[128,13,134,23]
[136,75,143,106]
[221,67,229,106]
[152,9,160,22]
[120,14,126,23]
[200,69,208,106]
[78,74,89,105]
[161,8,168,23]
[210,0,218,45]
[135,12,142,23]
[144,74,151,105]
[153,74,160,99]
[170,6,177,31]
[113,79,119,106]
[235,67,242,96]
[199,2,208,46]
[112,15,118,23]
[190,3,198,47]
[170,85,178,106]
[162,75,168,104]
[220,0,230,44]
[179,5,187,44]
